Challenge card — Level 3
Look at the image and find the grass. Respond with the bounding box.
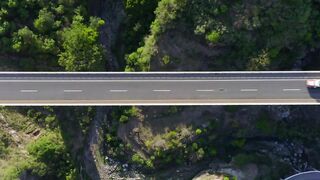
[0,108,37,133]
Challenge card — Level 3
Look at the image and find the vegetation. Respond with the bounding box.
[125,0,320,71]
[58,14,105,71]
[125,0,187,71]
[27,132,75,178]
[0,0,105,71]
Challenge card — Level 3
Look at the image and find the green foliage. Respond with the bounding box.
[0,0,100,70]
[195,128,202,135]
[125,0,187,71]
[131,153,145,165]
[256,112,274,135]
[34,8,55,33]
[27,132,74,178]
[1,160,33,180]
[26,108,58,129]
[162,55,171,65]
[123,0,160,53]
[58,15,105,71]
[124,106,140,117]
[12,27,40,53]
[196,148,205,160]
[0,130,10,156]
[247,50,271,70]
[206,31,220,43]
[119,115,129,123]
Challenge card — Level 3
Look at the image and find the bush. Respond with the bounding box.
[195,128,202,135]
[27,132,74,178]
[206,31,220,43]
[34,8,55,33]
[131,153,145,165]
[119,115,129,123]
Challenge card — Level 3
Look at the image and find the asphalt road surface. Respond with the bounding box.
[285,171,320,180]
[0,71,320,105]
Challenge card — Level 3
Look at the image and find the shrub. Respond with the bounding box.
[119,115,129,123]
[195,128,202,135]
[27,132,74,178]
[131,153,145,165]
[206,31,220,43]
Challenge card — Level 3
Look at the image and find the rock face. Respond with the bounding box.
[90,0,125,70]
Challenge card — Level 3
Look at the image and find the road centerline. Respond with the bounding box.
[283,89,301,91]
[63,90,83,93]
[20,90,38,93]
[109,90,128,92]
[241,89,258,92]
[196,89,214,92]
[153,89,171,92]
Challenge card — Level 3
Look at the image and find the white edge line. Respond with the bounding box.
[0,102,320,106]
[0,79,311,82]
[0,71,319,74]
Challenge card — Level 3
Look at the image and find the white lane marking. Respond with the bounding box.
[20,90,38,93]
[63,90,83,93]
[196,89,214,92]
[283,89,301,91]
[153,90,171,92]
[0,79,311,82]
[241,89,258,92]
[109,90,128,92]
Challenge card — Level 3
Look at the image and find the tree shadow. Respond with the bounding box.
[55,107,101,180]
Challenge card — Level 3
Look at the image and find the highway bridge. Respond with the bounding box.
[0,71,319,106]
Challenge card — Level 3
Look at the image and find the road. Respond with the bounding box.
[0,71,319,105]
[285,171,320,180]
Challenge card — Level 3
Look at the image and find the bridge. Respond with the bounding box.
[0,71,319,106]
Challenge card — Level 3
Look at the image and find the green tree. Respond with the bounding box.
[27,132,74,178]
[12,27,40,53]
[58,15,105,71]
[119,115,129,123]
[131,153,145,165]
[34,8,55,33]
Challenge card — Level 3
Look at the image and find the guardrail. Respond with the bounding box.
[0,71,319,80]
